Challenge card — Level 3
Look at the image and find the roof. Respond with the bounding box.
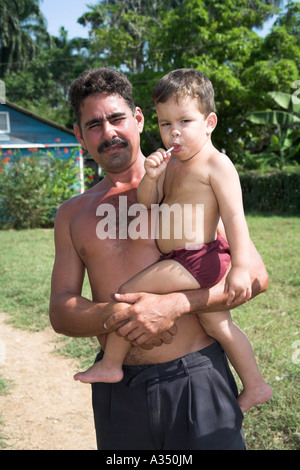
[0,101,78,148]
[4,101,75,135]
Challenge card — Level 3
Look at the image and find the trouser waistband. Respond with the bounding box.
[97,341,223,387]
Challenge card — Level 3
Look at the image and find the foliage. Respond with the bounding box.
[78,0,299,161]
[239,167,300,214]
[0,0,299,166]
[3,27,92,127]
[0,0,49,75]
[245,91,300,169]
[0,150,92,229]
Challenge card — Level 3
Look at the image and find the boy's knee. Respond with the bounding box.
[200,320,220,339]
[197,312,232,340]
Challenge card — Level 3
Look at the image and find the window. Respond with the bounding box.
[0,112,10,134]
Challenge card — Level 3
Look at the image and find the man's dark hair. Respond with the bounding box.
[69,68,136,126]
[152,68,216,117]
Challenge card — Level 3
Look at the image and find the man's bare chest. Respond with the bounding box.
[70,192,155,261]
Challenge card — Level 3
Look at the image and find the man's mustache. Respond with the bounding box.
[98,138,128,153]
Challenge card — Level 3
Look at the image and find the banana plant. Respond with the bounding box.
[246,91,300,169]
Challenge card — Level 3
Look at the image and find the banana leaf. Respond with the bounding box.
[246,110,300,126]
[268,91,300,114]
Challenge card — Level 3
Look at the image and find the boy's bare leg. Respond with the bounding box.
[119,259,200,294]
[198,311,272,412]
[74,331,130,383]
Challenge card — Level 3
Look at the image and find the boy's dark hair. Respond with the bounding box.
[69,68,136,126]
[152,68,215,117]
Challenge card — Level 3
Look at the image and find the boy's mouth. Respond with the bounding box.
[171,143,182,153]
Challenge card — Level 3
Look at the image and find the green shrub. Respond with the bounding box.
[240,167,300,214]
[0,150,92,229]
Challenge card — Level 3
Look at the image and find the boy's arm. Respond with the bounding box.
[209,153,252,303]
[137,148,171,207]
[209,152,250,270]
[137,172,165,208]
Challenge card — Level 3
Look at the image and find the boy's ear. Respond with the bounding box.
[206,112,217,135]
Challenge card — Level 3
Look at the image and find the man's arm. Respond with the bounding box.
[105,228,268,345]
[49,202,177,348]
[49,202,120,338]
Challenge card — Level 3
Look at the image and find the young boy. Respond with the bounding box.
[74,69,272,413]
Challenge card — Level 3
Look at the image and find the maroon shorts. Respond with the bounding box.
[160,236,231,288]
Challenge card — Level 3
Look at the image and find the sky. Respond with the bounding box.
[39,0,285,40]
[39,0,99,39]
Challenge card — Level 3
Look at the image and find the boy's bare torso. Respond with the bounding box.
[67,176,214,365]
[158,151,220,254]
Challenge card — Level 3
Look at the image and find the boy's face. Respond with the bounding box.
[155,95,216,161]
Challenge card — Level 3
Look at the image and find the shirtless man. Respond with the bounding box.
[49,67,268,450]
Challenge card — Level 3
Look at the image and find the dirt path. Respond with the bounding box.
[0,312,97,450]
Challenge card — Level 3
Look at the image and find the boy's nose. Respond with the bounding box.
[170,127,180,137]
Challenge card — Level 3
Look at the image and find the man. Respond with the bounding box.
[49,68,268,450]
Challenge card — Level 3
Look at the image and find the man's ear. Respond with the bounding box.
[135,107,145,134]
[206,112,217,135]
[74,124,86,149]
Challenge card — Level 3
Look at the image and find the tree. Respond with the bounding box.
[0,0,49,76]
[4,27,92,127]
[78,0,295,160]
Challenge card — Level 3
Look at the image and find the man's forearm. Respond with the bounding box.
[171,245,269,317]
[49,293,127,338]
[178,253,268,316]
[104,238,268,343]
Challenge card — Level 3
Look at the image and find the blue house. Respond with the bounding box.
[0,101,85,191]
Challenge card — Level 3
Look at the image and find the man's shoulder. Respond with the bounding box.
[55,179,110,222]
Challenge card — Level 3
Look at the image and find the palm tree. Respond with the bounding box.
[0,0,49,76]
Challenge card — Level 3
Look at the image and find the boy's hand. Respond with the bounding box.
[145,148,172,179]
[224,267,252,305]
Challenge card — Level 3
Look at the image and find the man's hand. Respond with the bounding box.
[104,292,179,346]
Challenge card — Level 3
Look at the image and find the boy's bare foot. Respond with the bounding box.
[74,361,124,384]
[237,383,273,413]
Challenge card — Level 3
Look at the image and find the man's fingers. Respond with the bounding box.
[135,341,153,350]
[104,308,130,329]
[168,324,178,336]
[114,292,139,303]
[126,327,143,342]
[159,332,173,344]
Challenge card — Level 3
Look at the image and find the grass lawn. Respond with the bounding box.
[0,215,299,450]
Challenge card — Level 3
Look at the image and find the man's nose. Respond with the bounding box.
[102,120,118,139]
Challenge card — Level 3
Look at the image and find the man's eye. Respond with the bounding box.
[111,117,125,124]
[89,123,101,129]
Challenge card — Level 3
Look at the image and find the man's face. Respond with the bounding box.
[74,93,144,173]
